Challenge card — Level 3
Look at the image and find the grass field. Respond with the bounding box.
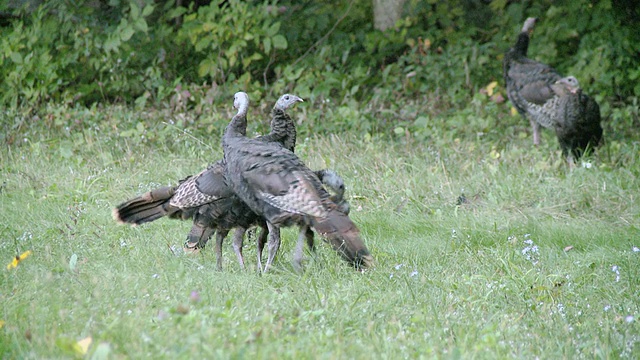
[1,113,639,359]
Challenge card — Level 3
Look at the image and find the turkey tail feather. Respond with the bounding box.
[113,186,181,225]
[311,209,374,269]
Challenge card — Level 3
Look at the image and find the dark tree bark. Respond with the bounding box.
[373,0,405,31]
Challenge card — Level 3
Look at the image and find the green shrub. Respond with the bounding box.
[0,0,638,142]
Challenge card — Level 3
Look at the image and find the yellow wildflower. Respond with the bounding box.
[485,81,498,96]
[75,336,92,355]
[7,250,32,270]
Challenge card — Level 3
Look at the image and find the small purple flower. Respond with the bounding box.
[190,291,201,303]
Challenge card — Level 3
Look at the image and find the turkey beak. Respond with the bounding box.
[296,97,304,103]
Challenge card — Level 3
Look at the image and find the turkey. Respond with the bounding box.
[531,76,603,165]
[223,91,374,273]
[504,17,563,146]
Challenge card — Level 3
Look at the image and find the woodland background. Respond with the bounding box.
[1,0,639,142]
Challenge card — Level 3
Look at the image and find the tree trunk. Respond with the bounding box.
[373,0,406,31]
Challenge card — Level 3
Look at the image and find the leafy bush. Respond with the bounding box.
[0,0,638,142]
[178,0,288,90]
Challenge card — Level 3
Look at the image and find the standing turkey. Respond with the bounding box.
[504,17,563,146]
[113,94,351,270]
[223,92,374,272]
[532,76,603,165]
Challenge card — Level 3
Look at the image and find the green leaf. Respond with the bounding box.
[167,7,187,19]
[183,13,197,22]
[121,25,134,41]
[103,36,120,52]
[285,66,304,81]
[272,35,288,49]
[489,0,507,12]
[10,52,22,64]
[195,37,212,51]
[198,59,214,78]
[134,17,148,33]
[142,4,155,17]
[130,2,140,19]
[266,22,281,37]
[242,53,262,68]
[228,53,237,67]
[263,37,272,54]
[55,337,80,355]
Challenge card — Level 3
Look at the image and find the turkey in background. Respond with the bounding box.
[503,17,602,165]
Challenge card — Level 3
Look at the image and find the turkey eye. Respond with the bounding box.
[285,96,290,100]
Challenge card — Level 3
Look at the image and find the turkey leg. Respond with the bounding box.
[293,225,310,272]
[263,222,281,273]
[231,227,246,270]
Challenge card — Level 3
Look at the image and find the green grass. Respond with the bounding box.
[1,115,639,359]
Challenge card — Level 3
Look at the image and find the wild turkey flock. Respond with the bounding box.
[113,17,602,272]
[115,93,373,272]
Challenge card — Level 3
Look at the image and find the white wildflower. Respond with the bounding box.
[612,265,620,282]
[521,235,540,265]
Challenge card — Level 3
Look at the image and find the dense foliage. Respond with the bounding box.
[0,0,639,141]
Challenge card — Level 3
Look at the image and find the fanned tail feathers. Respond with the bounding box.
[113,186,184,226]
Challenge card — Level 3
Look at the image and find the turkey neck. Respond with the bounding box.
[512,31,530,58]
[265,108,296,152]
[224,99,249,140]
